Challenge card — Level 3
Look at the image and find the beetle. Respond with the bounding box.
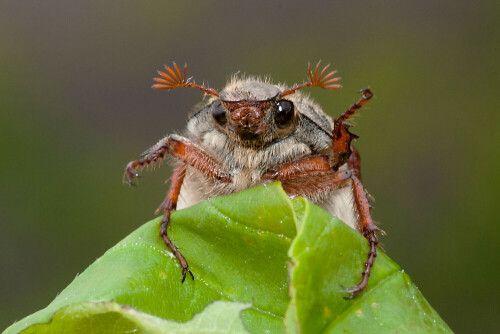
[124,62,383,298]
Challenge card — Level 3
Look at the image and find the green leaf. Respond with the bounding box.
[285,197,452,334]
[19,301,252,334]
[4,182,452,334]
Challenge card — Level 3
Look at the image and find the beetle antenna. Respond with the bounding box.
[153,62,220,97]
[279,61,341,98]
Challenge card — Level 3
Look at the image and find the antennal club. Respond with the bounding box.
[280,61,341,98]
[153,62,220,97]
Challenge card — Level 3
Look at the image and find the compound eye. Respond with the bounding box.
[274,100,294,128]
[211,101,227,126]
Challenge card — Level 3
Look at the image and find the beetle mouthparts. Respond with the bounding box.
[230,106,264,127]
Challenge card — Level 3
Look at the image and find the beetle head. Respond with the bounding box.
[153,62,341,146]
[217,82,281,142]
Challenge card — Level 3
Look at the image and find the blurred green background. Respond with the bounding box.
[1,1,498,333]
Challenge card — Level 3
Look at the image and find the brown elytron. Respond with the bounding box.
[125,61,382,297]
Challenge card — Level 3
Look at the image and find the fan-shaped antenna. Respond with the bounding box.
[152,62,219,97]
[280,61,341,98]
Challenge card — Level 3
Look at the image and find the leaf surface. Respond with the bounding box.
[19,301,251,334]
[285,197,452,333]
[4,183,452,334]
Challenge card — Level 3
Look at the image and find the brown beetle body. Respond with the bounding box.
[125,62,382,298]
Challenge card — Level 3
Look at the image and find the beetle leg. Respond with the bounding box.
[261,155,332,181]
[344,148,384,298]
[343,174,383,298]
[261,155,352,196]
[335,88,373,125]
[125,135,231,282]
[332,89,372,169]
[279,169,352,197]
[347,145,362,181]
[263,149,383,298]
[282,170,382,298]
[124,135,231,186]
[156,163,194,282]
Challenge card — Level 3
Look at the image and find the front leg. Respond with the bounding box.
[125,135,231,282]
[124,134,231,186]
[156,163,194,282]
[261,155,351,196]
[261,156,332,181]
[262,155,382,298]
[343,174,383,298]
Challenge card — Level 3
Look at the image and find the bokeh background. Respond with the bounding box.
[1,1,498,332]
